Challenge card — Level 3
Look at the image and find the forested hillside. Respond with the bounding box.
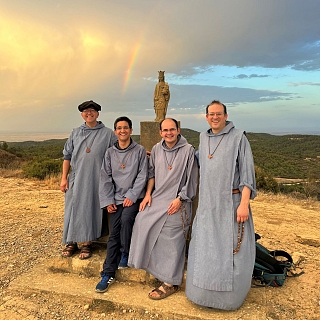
[1,130,320,180]
[180,130,320,179]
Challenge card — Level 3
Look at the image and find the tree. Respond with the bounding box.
[1,142,8,151]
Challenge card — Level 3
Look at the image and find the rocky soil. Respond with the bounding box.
[0,176,320,319]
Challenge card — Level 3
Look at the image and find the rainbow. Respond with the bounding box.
[122,41,142,94]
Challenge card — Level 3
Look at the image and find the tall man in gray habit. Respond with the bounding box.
[96,116,148,293]
[186,100,256,310]
[128,118,198,300]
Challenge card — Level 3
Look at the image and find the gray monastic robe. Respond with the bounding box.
[128,135,198,285]
[99,139,148,207]
[186,121,256,310]
[62,122,116,244]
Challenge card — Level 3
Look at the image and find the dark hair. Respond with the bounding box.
[159,118,179,130]
[114,116,132,129]
[206,100,227,114]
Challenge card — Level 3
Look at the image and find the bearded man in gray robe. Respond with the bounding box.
[186,100,256,310]
[129,118,198,300]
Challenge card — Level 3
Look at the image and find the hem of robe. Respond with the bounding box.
[185,294,244,311]
[62,235,98,244]
[186,216,255,311]
[128,265,184,286]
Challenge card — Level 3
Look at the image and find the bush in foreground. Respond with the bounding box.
[23,158,62,180]
[255,166,279,194]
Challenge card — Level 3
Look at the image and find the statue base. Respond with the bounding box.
[140,120,181,151]
[140,121,162,152]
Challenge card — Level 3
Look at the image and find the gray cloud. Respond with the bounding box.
[233,74,270,79]
[289,82,320,87]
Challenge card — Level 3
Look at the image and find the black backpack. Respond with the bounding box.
[253,234,303,287]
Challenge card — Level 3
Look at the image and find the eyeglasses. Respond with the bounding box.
[161,128,177,133]
[82,108,97,113]
[207,112,225,117]
[115,126,130,130]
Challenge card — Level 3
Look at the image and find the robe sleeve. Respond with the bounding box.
[237,135,257,199]
[178,146,198,202]
[99,148,115,208]
[125,147,148,203]
[63,130,75,160]
[148,146,156,179]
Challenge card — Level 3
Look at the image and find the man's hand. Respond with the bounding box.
[107,204,117,213]
[123,198,133,207]
[167,198,182,215]
[236,203,249,223]
[236,186,251,223]
[139,194,152,211]
[60,178,68,193]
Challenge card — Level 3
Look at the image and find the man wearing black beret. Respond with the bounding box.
[78,100,102,112]
[60,100,117,259]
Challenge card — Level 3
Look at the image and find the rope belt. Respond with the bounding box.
[232,189,240,194]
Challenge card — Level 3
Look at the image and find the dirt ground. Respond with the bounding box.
[0,175,320,319]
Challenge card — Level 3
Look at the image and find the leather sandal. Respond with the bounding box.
[148,282,179,300]
[79,243,92,260]
[61,243,78,258]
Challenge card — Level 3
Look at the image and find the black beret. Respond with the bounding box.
[78,100,101,112]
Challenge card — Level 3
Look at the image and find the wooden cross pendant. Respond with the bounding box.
[168,165,172,170]
[208,154,213,159]
[86,148,91,153]
[120,164,125,169]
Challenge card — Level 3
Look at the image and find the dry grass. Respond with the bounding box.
[255,190,320,210]
[40,173,61,190]
[0,168,61,190]
[0,168,24,178]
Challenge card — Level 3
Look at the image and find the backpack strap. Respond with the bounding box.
[256,245,283,273]
[270,250,304,277]
[269,250,293,264]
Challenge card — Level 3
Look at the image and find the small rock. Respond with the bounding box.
[83,304,90,310]
[292,252,305,265]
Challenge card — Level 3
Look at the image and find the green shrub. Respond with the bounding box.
[1,142,8,150]
[279,183,305,194]
[255,166,279,194]
[23,158,62,180]
[303,174,320,199]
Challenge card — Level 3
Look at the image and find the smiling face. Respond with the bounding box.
[159,118,180,148]
[206,103,228,133]
[114,120,132,145]
[81,108,99,127]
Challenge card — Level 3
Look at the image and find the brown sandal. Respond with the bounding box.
[79,244,92,260]
[148,283,179,300]
[61,243,78,258]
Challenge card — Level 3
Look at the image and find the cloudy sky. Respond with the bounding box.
[1,0,319,136]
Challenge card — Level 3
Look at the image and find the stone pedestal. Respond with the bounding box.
[140,121,162,152]
[140,120,182,151]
